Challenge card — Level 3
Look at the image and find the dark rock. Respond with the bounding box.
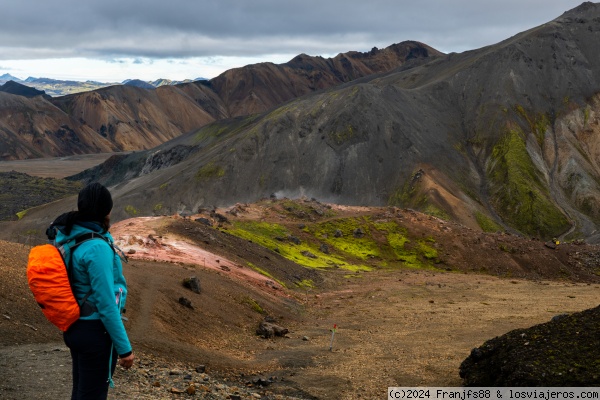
[301,250,317,259]
[195,217,212,226]
[140,145,199,175]
[353,228,365,238]
[460,305,600,386]
[182,276,201,294]
[288,235,301,245]
[195,365,206,373]
[552,313,569,322]
[178,297,194,309]
[264,315,276,323]
[252,377,273,386]
[334,229,343,238]
[320,243,330,254]
[213,213,229,223]
[256,320,289,338]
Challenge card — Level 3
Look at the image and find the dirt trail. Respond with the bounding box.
[0,342,71,400]
[2,270,598,400]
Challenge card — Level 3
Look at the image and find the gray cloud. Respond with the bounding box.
[0,0,586,61]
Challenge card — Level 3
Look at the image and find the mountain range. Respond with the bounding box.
[0,40,440,159]
[4,2,600,243]
[0,74,207,96]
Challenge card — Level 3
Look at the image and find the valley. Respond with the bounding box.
[1,206,599,399]
[0,152,123,178]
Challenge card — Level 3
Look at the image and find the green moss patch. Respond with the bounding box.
[225,215,443,274]
[247,262,286,288]
[241,297,265,314]
[195,162,225,181]
[475,212,503,233]
[124,205,139,216]
[487,129,569,238]
[295,279,315,289]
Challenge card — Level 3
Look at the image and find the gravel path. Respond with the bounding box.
[0,342,311,400]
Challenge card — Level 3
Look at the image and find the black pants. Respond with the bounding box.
[63,319,117,400]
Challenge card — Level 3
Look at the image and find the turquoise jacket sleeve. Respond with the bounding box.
[72,236,132,356]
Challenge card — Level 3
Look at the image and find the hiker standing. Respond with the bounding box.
[51,182,134,399]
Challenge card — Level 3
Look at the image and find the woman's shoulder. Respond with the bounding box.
[69,226,112,251]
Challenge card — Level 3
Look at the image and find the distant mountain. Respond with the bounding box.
[18,78,116,96]
[0,73,22,83]
[0,81,48,98]
[151,78,196,87]
[65,2,600,243]
[123,79,155,89]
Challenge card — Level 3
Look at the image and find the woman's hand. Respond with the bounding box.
[118,353,135,370]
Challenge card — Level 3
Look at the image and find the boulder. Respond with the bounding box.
[460,305,600,386]
[256,320,289,338]
[195,217,213,226]
[182,276,201,294]
[178,297,194,309]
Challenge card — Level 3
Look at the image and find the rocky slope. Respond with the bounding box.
[65,2,600,242]
[460,305,600,386]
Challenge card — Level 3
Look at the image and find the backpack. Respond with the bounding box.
[27,232,109,332]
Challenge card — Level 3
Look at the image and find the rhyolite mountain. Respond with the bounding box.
[0,41,440,160]
[63,2,600,242]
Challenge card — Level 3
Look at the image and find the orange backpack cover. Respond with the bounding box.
[27,244,80,332]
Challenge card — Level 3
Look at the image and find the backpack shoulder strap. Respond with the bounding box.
[59,232,112,317]
[72,232,110,249]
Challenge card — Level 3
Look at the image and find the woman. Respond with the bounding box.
[51,182,134,399]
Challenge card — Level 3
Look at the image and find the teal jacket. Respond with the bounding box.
[56,221,132,357]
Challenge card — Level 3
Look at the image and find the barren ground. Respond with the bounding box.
[2,201,600,399]
[0,153,124,178]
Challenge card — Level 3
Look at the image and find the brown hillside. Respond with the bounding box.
[51,85,218,151]
[0,92,114,159]
[208,41,442,117]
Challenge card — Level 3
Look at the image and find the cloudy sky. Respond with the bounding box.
[0,0,586,83]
